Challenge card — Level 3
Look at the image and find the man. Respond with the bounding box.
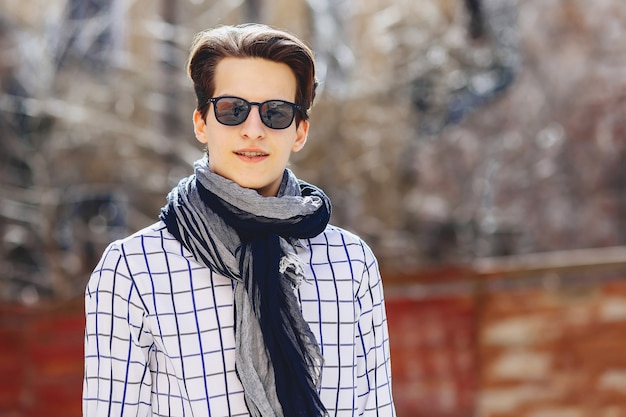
[83,23,395,417]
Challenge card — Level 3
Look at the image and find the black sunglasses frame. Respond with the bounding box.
[207,96,302,130]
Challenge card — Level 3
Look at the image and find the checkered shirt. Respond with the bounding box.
[83,221,395,417]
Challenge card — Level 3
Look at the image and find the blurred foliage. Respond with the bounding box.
[1,0,625,302]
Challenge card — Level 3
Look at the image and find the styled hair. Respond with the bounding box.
[188,23,317,125]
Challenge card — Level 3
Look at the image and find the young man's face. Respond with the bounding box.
[193,57,309,197]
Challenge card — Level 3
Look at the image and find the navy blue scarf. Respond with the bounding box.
[160,158,331,417]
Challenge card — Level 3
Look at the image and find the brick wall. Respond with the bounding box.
[478,279,626,417]
[3,278,626,417]
[386,274,626,417]
[0,301,84,417]
[386,296,477,417]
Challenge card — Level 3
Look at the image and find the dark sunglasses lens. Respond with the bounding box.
[260,101,295,129]
[214,97,250,125]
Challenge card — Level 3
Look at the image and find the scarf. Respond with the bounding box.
[159,157,331,417]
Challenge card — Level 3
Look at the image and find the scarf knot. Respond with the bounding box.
[160,158,331,417]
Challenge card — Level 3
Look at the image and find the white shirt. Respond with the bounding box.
[83,221,395,417]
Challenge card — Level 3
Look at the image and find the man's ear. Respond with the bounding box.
[193,109,208,144]
[292,119,309,152]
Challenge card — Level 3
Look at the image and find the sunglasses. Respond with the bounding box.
[208,96,302,130]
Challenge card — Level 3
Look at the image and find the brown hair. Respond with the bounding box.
[188,23,317,125]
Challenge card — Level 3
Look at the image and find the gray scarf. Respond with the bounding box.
[160,157,331,417]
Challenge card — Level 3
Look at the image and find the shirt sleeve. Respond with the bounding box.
[83,242,153,417]
[355,243,396,416]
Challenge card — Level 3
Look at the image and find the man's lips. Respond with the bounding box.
[234,150,269,157]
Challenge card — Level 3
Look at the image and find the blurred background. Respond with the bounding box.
[1,0,626,416]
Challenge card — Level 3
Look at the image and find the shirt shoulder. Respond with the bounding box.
[90,222,168,272]
[320,224,365,245]
[308,224,376,260]
[93,221,199,285]
[104,221,192,261]
[110,221,171,250]
[303,224,379,285]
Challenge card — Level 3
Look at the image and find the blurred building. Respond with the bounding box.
[1,0,626,299]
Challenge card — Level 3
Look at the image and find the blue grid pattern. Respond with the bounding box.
[83,221,395,417]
